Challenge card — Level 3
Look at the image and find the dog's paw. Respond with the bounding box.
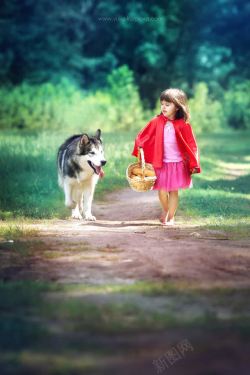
[65,200,77,209]
[84,214,96,221]
[71,212,83,220]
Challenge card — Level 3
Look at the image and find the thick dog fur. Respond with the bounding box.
[57,129,106,220]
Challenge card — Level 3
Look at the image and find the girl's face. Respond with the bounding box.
[160,100,178,120]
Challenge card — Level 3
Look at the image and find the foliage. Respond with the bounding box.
[1,75,249,133]
[185,80,250,132]
[0,0,249,105]
[0,1,249,133]
[0,66,146,132]
[0,78,77,130]
[223,80,250,129]
[106,65,145,130]
[189,82,225,133]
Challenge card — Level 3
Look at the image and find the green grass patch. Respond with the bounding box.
[0,279,249,375]
[0,280,249,340]
[177,130,250,230]
[60,280,250,299]
[0,129,136,219]
[0,129,249,229]
[0,281,61,350]
[0,223,38,240]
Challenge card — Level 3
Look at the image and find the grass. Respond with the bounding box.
[0,280,249,337]
[0,129,135,219]
[0,276,249,372]
[0,128,249,226]
[177,130,250,234]
[0,279,249,367]
[0,223,38,240]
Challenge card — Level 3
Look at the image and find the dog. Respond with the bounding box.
[57,129,106,221]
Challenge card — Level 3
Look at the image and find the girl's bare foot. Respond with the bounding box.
[159,211,168,223]
[163,218,175,226]
[162,214,175,225]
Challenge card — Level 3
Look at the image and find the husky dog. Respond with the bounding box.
[57,129,106,221]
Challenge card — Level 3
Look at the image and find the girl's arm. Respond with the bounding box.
[182,123,201,173]
[183,123,198,157]
[132,119,156,157]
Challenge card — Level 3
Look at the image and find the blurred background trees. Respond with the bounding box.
[0,0,249,132]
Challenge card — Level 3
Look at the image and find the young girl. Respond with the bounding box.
[132,88,201,226]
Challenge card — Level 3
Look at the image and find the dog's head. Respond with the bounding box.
[78,129,106,175]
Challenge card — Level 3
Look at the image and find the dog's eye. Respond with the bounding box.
[89,151,95,155]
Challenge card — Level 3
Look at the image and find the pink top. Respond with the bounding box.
[163,121,183,162]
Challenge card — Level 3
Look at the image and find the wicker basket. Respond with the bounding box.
[126,148,157,192]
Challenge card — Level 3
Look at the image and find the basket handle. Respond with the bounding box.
[138,147,146,178]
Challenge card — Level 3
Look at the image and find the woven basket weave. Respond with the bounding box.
[126,148,157,192]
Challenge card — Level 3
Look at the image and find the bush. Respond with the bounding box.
[189,82,225,134]
[0,66,146,132]
[106,65,145,130]
[0,78,79,131]
[223,80,250,129]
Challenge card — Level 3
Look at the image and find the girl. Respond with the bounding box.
[132,88,201,226]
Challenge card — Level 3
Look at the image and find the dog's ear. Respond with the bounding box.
[95,129,101,140]
[80,134,89,145]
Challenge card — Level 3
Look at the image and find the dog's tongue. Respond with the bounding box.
[99,168,105,178]
[94,165,104,178]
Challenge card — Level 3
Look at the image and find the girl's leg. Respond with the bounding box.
[167,190,179,221]
[158,190,169,220]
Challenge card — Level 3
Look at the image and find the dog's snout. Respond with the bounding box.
[101,160,107,166]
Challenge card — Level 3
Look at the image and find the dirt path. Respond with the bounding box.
[18,188,250,289]
[1,189,250,374]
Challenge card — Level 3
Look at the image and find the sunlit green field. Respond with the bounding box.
[0,129,249,228]
[0,130,135,219]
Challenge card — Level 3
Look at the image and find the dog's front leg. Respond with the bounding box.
[64,180,76,209]
[82,180,97,221]
[71,188,83,220]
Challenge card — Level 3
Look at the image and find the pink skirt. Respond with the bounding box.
[153,161,193,192]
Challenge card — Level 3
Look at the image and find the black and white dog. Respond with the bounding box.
[57,129,106,221]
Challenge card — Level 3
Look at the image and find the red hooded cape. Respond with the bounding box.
[132,113,201,173]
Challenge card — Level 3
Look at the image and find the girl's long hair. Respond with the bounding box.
[160,88,190,122]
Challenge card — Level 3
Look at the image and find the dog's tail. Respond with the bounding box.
[57,154,64,188]
[58,171,63,188]
[57,147,65,188]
